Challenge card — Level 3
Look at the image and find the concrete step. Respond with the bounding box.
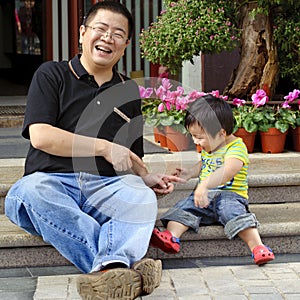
[0,98,26,128]
[1,152,300,213]
[1,172,300,215]
[0,202,299,268]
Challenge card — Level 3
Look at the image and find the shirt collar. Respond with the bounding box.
[68,54,125,85]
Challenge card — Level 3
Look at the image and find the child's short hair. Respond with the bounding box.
[185,94,234,137]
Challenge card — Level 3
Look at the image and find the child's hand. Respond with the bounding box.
[142,174,185,195]
[194,185,209,208]
[172,168,193,181]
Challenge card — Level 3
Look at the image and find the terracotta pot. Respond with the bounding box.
[291,126,300,152]
[234,128,257,153]
[259,128,288,153]
[165,126,190,152]
[153,127,167,147]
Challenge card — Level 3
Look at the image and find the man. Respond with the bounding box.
[5,2,181,299]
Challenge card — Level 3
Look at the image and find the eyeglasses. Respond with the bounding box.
[85,25,128,43]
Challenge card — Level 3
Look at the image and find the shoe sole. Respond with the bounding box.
[76,268,142,300]
[132,258,162,295]
[255,255,275,265]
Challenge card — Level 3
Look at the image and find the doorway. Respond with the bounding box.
[0,0,43,96]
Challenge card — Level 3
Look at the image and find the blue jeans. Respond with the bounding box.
[160,190,259,239]
[5,172,157,273]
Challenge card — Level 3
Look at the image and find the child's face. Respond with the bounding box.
[188,123,226,153]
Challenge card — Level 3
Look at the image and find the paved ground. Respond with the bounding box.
[0,254,300,300]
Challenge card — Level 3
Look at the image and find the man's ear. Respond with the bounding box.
[79,25,86,44]
[121,39,130,57]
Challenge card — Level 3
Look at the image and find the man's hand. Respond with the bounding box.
[103,142,146,172]
[142,174,186,195]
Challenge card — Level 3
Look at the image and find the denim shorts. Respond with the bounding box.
[160,190,259,239]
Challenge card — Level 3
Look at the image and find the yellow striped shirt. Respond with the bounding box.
[199,137,249,199]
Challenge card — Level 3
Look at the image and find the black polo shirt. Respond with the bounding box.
[22,55,144,176]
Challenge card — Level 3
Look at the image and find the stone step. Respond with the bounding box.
[0,202,299,268]
[1,152,300,214]
[1,172,300,215]
[0,98,26,128]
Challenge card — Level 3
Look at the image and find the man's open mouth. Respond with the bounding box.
[95,46,112,54]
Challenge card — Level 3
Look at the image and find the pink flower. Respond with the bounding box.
[139,86,153,98]
[158,103,165,112]
[176,96,189,110]
[220,95,228,101]
[210,90,220,98]
[155,86,165,100]
[174,86,184,97]
[165,91,177,105]
[282,101,291,109]
[165,101,172,111]
[161,78,172,91]
[232,98,246,107]
[251,89,269,107]
[187,90,206,100]
[284,89,300,103]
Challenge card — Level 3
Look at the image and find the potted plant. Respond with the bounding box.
[251,89,297,153]
[139,78,204,151]
[231,98,260,153]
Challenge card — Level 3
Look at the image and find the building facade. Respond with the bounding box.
[0,0,163,93]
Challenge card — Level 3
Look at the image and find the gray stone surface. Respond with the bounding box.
[0,255,300,300]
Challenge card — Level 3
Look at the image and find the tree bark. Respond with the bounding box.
[224,3,279,100]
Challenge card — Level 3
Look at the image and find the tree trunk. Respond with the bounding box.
[224,3,279,100]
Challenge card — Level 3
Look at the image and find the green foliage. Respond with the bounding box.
[274,11,300,87]
[233,105,259,133]
[141,98,187,134]
[140,0,240,74]
[256,105,297,133]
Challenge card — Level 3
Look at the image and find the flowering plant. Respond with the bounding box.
[232,89,299,134]
[139,78,204,134]
[139,0,240,74]
[231,99,259,133]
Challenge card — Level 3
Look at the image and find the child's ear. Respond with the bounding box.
[220,129,227,136]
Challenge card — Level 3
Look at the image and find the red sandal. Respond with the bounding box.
[252,245,275,265]
[150,228,180,254]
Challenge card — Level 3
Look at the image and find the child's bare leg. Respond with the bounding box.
[167,221,189,238]
[238,227,263,251]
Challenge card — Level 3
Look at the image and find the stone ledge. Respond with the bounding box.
[1,203,299,249]
[1,203,299,268]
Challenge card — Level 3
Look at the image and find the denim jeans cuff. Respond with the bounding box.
[160,207,200,232]
[92,256,130,273]
[224,213,259,240]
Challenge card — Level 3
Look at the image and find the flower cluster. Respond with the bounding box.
[139,78,205,133]
[141,81,300,135]
[231,89,300,133]
[139,79,232,133]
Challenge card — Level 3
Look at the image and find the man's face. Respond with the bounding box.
[79,9,130,71]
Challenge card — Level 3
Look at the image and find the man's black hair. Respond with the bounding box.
[82,1,133,39]
[185,94,234,137]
